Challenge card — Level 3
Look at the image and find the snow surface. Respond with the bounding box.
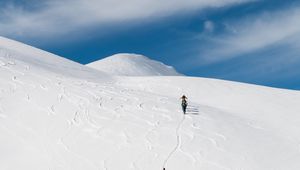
[1,36,300,170]
[86,53,181,76]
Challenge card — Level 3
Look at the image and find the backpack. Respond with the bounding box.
[182,99,187,106]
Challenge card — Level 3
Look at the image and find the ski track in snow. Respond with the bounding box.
[162,114,186,169]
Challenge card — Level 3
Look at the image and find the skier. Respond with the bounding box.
[181,95,188,114]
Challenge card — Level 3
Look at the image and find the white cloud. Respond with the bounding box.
[204,20,215,32]
[0,0,252,38]
[204,20,215,33]
[197,6,300,64]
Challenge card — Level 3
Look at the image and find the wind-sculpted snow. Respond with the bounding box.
[1,36,300,170]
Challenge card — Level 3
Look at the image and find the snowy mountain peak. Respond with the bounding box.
[86,53,182,76]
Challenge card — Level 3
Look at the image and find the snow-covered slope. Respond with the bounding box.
[1,36,300,170]
[86,53,182,76]
[0,37,111,81]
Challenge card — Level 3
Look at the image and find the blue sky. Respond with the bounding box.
[1,0,300,90]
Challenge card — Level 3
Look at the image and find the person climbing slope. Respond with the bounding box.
[180,95,188,114]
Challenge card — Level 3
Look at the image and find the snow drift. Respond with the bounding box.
[86,53,181,76]
[1,36,300,170]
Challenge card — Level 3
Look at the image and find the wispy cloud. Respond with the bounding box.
[181,5,300,89]
[204,20,215,33]
[196,5,300,65]
[0,0,252,38]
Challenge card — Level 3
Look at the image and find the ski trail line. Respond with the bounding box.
[162,114,186,169]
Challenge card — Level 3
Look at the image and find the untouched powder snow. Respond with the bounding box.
[86,53,182,76]
[1,36,300,170]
